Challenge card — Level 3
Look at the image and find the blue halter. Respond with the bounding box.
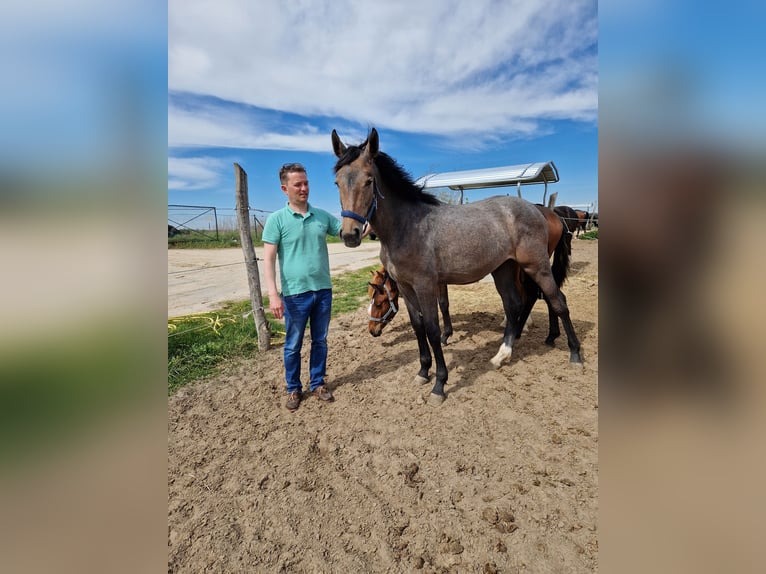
[340,180,384,225]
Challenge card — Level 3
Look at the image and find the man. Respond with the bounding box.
[263,163,342,412]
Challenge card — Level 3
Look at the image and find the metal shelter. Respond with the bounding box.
[415,161,559,205]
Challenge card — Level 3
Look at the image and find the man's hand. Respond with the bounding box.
[269,292,284,319]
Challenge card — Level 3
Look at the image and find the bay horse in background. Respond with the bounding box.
[332,127,581,404]
[574,209,590,236]
[553,205,580,237]
[368,204,573,350]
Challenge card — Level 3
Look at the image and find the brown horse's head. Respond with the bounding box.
[332,128,380,247]
[367,266,399,337]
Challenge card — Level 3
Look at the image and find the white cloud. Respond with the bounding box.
[168,157,227,191]
[168,101,330,151]
[169,0,597,145]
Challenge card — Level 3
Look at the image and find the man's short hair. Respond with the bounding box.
[279,162,306,184]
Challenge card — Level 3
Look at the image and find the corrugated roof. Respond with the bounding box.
[415,161,559,191]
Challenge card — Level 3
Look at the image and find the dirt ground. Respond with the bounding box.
[168,238,598,573]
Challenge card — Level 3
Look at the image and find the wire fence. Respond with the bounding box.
[168,204,276,338]
[168,205,273,241]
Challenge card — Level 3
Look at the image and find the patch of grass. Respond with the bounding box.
[169,230,260,249]
[579,228,598,240]
[167,300,282,395]
[331,264,379,314]
[167,264,379,394]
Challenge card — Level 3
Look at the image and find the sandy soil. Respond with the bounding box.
[168,239,598,573]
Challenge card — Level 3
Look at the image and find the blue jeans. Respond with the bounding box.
[282,288,333,393]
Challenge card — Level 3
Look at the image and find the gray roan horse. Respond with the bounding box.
[332,128,582,404]
[367,203,573,347]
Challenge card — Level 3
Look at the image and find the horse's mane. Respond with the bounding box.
[334,138,441,206]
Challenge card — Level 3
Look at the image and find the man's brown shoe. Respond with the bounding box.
[286,390,302,411]
[312,385,334,402]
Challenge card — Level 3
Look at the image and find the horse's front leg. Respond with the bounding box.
[420,298,448,401]
[404,297,432,384]
[438,284,453,344]
[490,261,524,368]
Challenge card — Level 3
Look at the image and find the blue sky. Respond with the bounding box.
[168,0,598,219]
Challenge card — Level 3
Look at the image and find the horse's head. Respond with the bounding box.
[332,128,380,248]
[366,266,399,337]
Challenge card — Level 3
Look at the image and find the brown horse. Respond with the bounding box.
[333,128,581,403]
[368,265,453,342]
[368,204,571,347]
[574,209,590,236]
[553,205,580,236]
[367,266,400,336]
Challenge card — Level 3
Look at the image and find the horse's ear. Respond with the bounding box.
[331,129,346,158]
[367,128,379,157]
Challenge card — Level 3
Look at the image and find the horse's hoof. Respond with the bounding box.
[414,375,430,385]
[569,352,583,364]
[490,343,513,369]
[428,393,446,406]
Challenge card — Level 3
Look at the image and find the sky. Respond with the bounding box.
[168,0,599,222]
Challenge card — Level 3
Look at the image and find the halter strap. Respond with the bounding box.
[368,271,398,324]
[341,180,385,225]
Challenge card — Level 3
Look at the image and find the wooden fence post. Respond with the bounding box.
[234,163,271,351]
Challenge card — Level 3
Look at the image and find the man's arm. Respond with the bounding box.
[263,242,284,319]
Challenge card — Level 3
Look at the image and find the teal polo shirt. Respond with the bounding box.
[262,202,342,296]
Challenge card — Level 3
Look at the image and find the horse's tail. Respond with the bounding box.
[552,219,572,288]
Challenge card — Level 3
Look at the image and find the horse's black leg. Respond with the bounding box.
[404,299,432,383]
[490,261,524,368]
[423,307,448,398]
[513,273,539,339]
[406,287,448,400]
[543,294,561,346]
[529,267,581,363]
[558,307,581,363]
[438,284,453,345]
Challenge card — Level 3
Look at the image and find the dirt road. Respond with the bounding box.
[168,241,383,317]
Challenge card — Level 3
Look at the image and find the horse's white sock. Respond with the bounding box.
[490,342,513,368]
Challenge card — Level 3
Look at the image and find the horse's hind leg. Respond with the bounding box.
[513,272,539,339]
[438,284,453,344]
[525,264,581,363]
[490,261,524,368]
[543,295,562,346]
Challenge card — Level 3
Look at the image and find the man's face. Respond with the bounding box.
[282,170,309,204]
